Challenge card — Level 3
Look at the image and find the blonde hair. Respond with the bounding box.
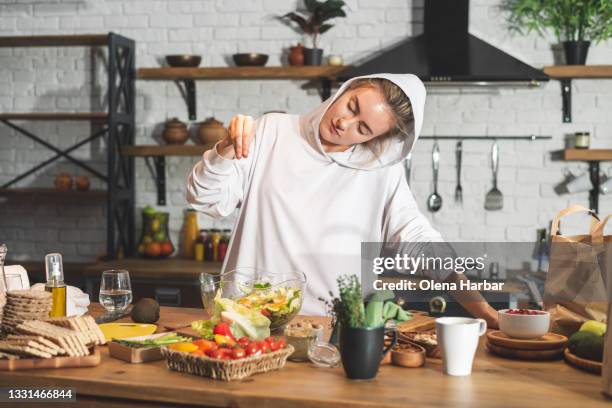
[345,78,414,141]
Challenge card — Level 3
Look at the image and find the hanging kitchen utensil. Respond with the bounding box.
[454,140,463,203]
[427,142,442,212]
[404,153,412,186]
[484,141,503,211]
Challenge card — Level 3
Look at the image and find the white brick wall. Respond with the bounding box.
[0,0,610,261]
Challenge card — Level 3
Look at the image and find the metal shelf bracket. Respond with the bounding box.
[145,156,166,206]
[561,79,572,123]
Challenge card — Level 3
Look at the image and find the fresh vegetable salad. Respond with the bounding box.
[236,283,302,329]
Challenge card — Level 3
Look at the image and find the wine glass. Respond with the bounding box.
[99,270,132,314]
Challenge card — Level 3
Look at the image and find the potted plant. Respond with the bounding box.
[278,0,347,66]
[320,275,411,379]
[502,0,612,64]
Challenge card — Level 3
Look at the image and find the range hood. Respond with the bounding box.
[340,0,549,86]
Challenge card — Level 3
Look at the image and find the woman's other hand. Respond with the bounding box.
[216,114,255,160]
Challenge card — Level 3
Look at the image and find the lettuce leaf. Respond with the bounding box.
[214,292,270,340]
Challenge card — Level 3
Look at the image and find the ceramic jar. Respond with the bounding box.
[289,43,305,66]
[161,118,189,145]
[54,173,73,191]
[197,117,227,145]
[75,175,90,191]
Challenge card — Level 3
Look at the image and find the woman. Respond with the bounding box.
[187,74,498,328]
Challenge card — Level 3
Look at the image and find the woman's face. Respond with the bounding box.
[319,86,396,152]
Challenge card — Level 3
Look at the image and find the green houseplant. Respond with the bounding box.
[278,0,347,66]
[502,0,612,64]
[320,275,411,379]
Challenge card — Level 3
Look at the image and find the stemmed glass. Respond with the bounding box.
[99,270,133,314]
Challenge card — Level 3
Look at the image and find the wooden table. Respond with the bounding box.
[1,305,609,408]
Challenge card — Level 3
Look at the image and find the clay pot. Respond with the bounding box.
[54,173,73,191]
[197,117,228,145]
[288,43,304,66]
[75,175,90,191]
[161,118,189,145]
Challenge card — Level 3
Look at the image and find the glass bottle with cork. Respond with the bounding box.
[45,253,67,317]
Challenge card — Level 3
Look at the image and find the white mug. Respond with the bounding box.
[436,317,487,376]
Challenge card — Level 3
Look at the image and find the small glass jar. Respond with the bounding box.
[575,132,590,149]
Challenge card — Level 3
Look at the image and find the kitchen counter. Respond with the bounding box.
[1,305,609,408]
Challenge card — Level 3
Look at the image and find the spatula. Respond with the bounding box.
[484,141,503,211]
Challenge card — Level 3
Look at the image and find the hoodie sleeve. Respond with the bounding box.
[186,122,259,219]
[383,164,443,243]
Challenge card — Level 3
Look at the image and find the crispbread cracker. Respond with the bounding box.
[0,341,53,358]
[7,290,52,300]
[83,317,105,345]
[6,335,64,354]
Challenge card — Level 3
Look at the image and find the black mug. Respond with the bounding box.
[339,325,397,379]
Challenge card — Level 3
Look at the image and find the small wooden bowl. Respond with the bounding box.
[391,342,426,368]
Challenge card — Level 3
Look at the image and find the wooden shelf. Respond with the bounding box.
[121,144,214,157]
[137,65,349,80]
[0,112,108,121]
[0,188,107,200]
[543,65,612,79]
[563,149,612,161]
[84,257,222,280]
[0,34,109,47]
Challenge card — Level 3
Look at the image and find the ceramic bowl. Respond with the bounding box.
[498,309,550,339]
[165,55,201,67]
[232,53,268,66]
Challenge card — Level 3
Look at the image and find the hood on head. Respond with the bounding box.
[299,73,426,170]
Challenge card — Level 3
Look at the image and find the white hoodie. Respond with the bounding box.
[187,74,443,315]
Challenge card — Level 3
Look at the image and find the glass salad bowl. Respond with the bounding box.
[219,267,307,332]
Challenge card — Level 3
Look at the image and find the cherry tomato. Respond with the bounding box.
[213,322,235,339]
[260,309,271,317]
[246,342,260,356]
[207,349,223,359]
[276,337,286,349]
[238,337,250,347]
[232,348,246,359]
[264,336,275,345]
[258,341,270,354]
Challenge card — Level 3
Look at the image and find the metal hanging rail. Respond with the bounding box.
[419,135,552,140]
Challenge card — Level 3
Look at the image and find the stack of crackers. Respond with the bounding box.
[0,289,106,360]
[0,290,53,335]
[0,316,106,360]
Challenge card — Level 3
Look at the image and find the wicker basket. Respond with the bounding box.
[161,344,294,382]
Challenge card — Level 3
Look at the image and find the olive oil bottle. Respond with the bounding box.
[45,253,67,317]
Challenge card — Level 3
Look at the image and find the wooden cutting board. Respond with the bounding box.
[397,313,435,333]
[564,348,602,374]
[486,331,567,351]
[486,342,563,360]
[0,348,101,371]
